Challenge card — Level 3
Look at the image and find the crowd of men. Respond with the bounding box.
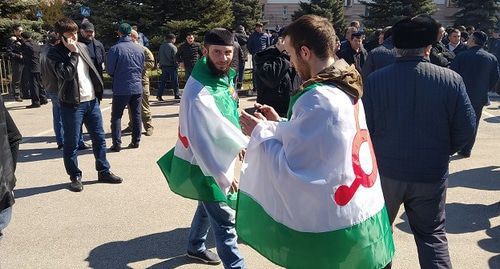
[1,12,500,269]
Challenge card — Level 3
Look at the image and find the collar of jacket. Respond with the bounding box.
[395,56,430,63]
[118,36,133,43]
[297,58,363,99]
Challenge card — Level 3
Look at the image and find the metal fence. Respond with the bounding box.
[0,55,11,95]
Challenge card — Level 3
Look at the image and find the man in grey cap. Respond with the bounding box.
[79,21,105,78]
[451,31,500,158]
[363,15,476,268]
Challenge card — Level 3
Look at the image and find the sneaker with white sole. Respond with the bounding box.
[187,249,221,265]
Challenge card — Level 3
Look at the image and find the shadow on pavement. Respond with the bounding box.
[86,228,215,269]
[21,136,57,144]
[14,180,100,198]
[484,116,500,123]
[395,202,498,235]
[152,113,179,119]
[448,166,500,191]
[18,147,96,163]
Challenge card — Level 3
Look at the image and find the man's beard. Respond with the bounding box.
[295,56,311,81]
[207,56,230,77]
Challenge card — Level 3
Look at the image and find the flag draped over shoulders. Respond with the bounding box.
[157,57,248,204]
[236,60,394,269]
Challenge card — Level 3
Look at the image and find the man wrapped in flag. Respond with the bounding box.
[238,15,394,269]
[157,28,247,268]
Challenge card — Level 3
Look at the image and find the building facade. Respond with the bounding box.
[261,0,461,30]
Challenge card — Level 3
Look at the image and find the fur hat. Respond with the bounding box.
[393,15,440,49]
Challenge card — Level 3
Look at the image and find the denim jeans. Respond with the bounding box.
[60,99,110,178]
[188,201,245,269]
[111,94,142,146]
[47,92,85,147]
[0,206,13,240]
[237,60,245,89]
[158,66,179,97]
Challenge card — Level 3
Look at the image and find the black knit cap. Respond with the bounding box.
[204,28,234,46]
[393,15,440,49]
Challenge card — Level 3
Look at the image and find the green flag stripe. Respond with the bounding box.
[157,148,227,202]
[236,192,395,269]
[287,82,321,119]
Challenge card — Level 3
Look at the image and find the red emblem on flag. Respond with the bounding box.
[178,126,189,149]
[334,100,378,206]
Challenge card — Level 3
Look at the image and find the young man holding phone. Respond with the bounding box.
[47,18,122,192]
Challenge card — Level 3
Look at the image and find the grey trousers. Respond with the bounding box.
[381,176,452,269]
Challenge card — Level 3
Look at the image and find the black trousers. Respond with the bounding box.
[26,72,47,105]
[459,106,483,156]
[381,176,452,269]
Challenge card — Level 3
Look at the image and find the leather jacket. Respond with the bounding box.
[47,42,104,106]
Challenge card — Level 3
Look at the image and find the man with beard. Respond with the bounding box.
[79,21,105,79]
[237,15,393,269]
[157,28,246,268]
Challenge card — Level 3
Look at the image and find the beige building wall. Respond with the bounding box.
[261,0,461,30]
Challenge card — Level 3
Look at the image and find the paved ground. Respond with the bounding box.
[0,93,498,269]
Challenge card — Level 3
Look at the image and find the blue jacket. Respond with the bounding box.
[362,37,396,80]
[247,32,270,55]
[363,56,476,183]
[450,46,499,109]
[106,36,145,95]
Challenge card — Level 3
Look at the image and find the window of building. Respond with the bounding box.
[446,0,458,7]
[345,0,354,7]
[283,6,288,19]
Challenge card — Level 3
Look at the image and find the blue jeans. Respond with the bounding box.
[111,94,142,146]
[237,60,245,89]
[188,201,245,269]
[47,92,84,147]
[60,99,110,178]
[158,66,179,97]
[0,206,13,240]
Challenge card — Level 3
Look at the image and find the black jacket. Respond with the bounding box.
[20,39,41,73]
[79,35,106,78]
[337,43,367,72]
[231,40,244,70]
[47,42,104,106]
[6,37,23,64]
[0,95,21,212]
[176,42,203,69]
[235,31,249,61]
[254,46,301,116]
[448,42,468,55]
[430,41,455,67]
[40,44,58,93]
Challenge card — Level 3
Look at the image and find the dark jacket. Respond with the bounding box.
[447,42,468,55]
[337,43,367,72]
[487,38,500,63]
[363,56,476,183]
[79,35,106,78]
[231,40,244,71]
[6,37,23,64]
[40,44,58,93]
[362,37,396,80]
[430,41,455,67]
[254,46,301,116]
[451,46,500,109]
[176,42,203,69]
[0,95,21,212]
[47,42,104,106]
[247,31,270,55]
[235,31,249,61]
[106,36,145,96]
[20,39,41,73]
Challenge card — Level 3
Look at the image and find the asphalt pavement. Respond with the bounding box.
[0,93,498,269]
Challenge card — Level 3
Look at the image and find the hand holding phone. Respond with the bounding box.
[61,34,78,53]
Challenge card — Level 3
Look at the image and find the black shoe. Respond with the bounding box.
[78,142,91,150]
[26,103,40,108]
[57,144,64,150]
[69,176,83,192]
[187,250,221,265]
[122,126,132,134]
[156,96,164,101]
[174,95,181,100]
[98,171,123,184]
[128,142,139,149]
[40,99,48,105]
[14,96,23,102]
[458,151,471,158]
[145,128,153,136]
[109,144,121,152]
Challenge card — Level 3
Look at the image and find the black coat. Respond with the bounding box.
[20,39,41,73]
[337,43,367,72]
[6,37,23,63]
[176,42,203,69]
[0,95,21,212]
[254,46,301,116]
[47,42,104,106]
[451,46,500,109]
[430,41,455,67]
[79,35,106,78]
[235,31,249,61]
[448,42,468,55]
